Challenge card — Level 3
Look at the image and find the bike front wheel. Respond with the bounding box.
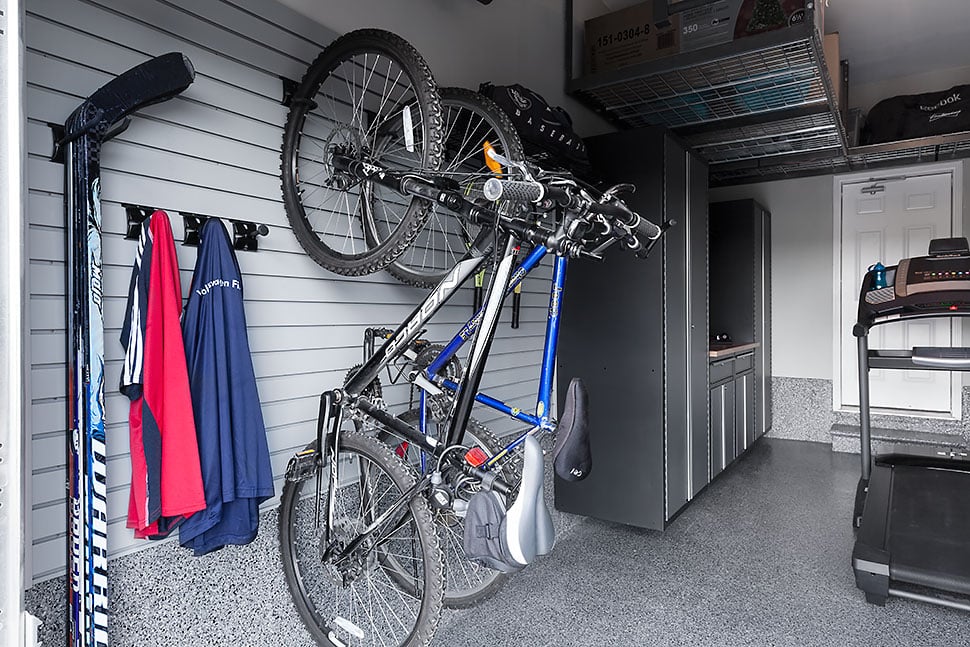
[281,29,444,277]
[279,432,444,647]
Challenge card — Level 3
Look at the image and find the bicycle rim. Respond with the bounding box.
[279,433,444,647]
[281,29,443,276]
[380,87,525,288]
[382,409,523,608]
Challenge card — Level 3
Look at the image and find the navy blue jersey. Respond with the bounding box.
[179,219,274,555]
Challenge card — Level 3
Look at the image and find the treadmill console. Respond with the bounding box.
[858,237,970,329]
[895,255,970,296]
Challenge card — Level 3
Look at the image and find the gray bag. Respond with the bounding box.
[462,490,524,573]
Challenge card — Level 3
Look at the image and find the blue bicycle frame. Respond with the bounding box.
[417,243,568,468]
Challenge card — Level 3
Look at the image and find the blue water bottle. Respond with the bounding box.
[869,262,887,289]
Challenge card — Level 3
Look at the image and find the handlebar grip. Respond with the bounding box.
[634,215,662,241]
[483,178,545,203]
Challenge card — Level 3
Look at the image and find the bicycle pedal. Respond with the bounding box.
[285,448,319,483]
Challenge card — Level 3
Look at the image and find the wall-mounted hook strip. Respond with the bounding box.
[123,207,268,251]
[122,203,156,240]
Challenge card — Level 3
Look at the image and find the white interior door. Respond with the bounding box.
[839,172,955,413]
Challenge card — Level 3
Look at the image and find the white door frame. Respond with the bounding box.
[832,160,964,416]
[0,0,28,644]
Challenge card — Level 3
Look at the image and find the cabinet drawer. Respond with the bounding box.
[710,358,734,384]
[734,352,754,373]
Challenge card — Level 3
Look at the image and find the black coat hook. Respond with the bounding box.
[182,212,208,247]
[123,203,155,239]
[231,220,270,252]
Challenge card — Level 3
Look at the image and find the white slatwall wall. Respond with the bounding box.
[26,0,553,583]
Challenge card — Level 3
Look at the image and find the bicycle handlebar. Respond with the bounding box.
[483,177,662,252]
[335,152,666,256]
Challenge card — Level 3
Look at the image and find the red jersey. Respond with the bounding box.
[120,211,206,538]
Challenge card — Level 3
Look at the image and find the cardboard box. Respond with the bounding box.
[823,32,841,108]
[679,0,822,53]
[583,0,824,76]
[583,2,681,75]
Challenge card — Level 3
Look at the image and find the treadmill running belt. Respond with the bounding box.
[889,464,970,595]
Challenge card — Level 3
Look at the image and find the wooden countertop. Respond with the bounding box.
[708,341,760,359]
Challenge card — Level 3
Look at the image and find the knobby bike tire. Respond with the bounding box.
[279,432,444,647]
[281,29,444,276]
[379,409,523,608]
[380,87,525,288]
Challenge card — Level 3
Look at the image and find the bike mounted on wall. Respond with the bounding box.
[275,29,671,647]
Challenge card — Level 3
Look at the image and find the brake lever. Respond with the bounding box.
[485,147,539,183]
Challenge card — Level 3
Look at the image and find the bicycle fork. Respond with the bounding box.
[311,389,433,571]
[316,390,341,537]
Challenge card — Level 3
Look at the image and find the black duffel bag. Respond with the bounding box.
[862,84,970,145]
[479,82,590,174]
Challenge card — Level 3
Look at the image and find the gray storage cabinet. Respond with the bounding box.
[708,351,757,479]
[554,126,709,531]
[709,199,772,439]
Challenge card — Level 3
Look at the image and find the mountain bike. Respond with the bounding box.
[277,28,666,647]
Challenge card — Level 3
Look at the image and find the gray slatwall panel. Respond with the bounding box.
[26,0,552,584]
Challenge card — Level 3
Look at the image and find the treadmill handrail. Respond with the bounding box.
[868,348,970,371]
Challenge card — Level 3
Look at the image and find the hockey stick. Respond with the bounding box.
[61,52,195,647]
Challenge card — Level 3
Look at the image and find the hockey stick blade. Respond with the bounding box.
[64,52,195,138]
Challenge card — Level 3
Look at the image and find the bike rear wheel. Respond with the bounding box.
[381,87,525,287]
[279,432,444,647]
[281,29,443,276]
[381,409,523,608]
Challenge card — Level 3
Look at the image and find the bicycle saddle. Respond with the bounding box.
[463,434,555,571]
[505,434,556,566]
[554,377,591,481]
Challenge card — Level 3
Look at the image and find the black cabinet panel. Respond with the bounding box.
[555,126,708,531]
[710,381,735,478]
[555,228,666,528]
[688,155,711,498]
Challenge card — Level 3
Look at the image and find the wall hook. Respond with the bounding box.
[123,204,155,240]
[232,220,270,252]
[182,212,208,246]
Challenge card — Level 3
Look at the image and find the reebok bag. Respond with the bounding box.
[862,85,970,145]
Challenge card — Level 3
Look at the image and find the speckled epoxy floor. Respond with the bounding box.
[434,438,970,647]
[26,438,970,646]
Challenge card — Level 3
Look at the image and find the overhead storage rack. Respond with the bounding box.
[566,2,970,186]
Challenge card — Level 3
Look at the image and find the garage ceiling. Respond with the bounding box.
[824,0,970,85]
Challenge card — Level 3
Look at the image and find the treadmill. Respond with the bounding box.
[853,237,970,611]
